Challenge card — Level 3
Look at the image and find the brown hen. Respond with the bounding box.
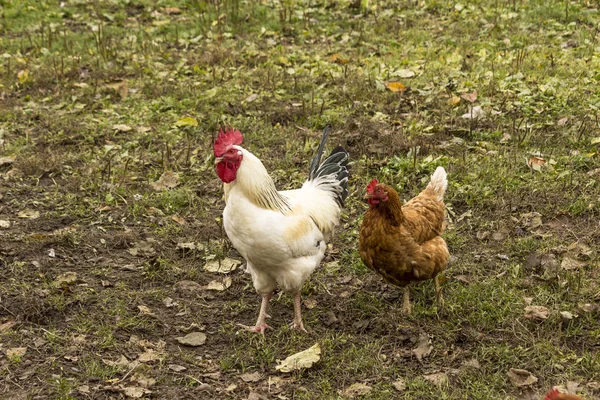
[359,167,449,314]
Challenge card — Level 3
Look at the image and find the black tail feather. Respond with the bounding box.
[308,128,350,207]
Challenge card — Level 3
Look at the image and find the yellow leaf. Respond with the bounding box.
[17,69,29,84]
[175,117,198,127]
[448,94,461,106]
[328,53,349,65]
[385,81,406,92]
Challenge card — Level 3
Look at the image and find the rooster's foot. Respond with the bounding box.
[237,322,271,335]
[289,321,308,333]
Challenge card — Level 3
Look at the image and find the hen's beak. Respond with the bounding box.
[363,193,372,201]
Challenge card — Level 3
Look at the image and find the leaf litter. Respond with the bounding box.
[275,343,321,373]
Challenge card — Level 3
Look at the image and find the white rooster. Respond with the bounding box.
[214,126,349,333]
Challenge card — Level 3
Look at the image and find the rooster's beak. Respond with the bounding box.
[214,156,223,164]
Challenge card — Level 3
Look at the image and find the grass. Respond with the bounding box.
[1,0,599,399]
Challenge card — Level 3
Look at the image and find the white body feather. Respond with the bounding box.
[223,148,342,295]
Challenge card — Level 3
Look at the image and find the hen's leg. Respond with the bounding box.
[290,294,308,332]
[401,285,412,315]
[434,275,444,308]
[238,293,272,334]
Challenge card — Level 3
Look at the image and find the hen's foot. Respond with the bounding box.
[401,286,412,315]
[237,322,271,335]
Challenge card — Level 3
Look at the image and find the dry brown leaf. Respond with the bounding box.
[527,156,546,172]
[412,333,432,361]
[461,90,478,103]
[138,349,162,363]
[113,124,132,132]
[240,372,262,383]
[392,378,406,392]
[507,368,538,387]
[386,81,407,92]
[341,383,372,398]
[123,386,151,398]
[54,272,78,286]
[151,171,179,191]
[561,256,586,270]
[171,214,186,225]
[0,157,15,166]
[6,347,27,358]
[137,305,154,316]
[424,372,448,386]
[204,258,240,274]
[206,277,232,291]
[275,343,321,373]
[524,305,550,320]
[176,332,207,347]
[0,320,16,332]
[18,209,40,219]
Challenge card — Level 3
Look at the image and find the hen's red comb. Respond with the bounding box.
[366,178,379,194]
[214,126,243,156]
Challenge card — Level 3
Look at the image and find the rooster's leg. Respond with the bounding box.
[401,285,412,315]
[290,294,308,332]
[434,275,444,308]
[237,293,272,334]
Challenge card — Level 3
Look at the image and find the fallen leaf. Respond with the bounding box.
[591,137,600,145]
[245,93,258,103]
[412,333,432,362]
[18,210,40,219]
[131,373,156,388]
[138,349,162,363]
[386,81,407,92]
[163,297,177,308]
[561,256,586,270]
[168,364,187,372]
[174,280,203,293]
[0,220,10,229]
[54,272,78,286]
[240,372,262,382]
[303,298,318,309]
[454,275,472,284]
[0,157,15,166]
[0,320,16,332]
[396,69,416,78]
[206,277,232,291]
[203,258,240,274]
[329,53,349,65]
[77,385,90,394]
[247,391,268,400]
[176,332,207,347]
[171,214,186,225]
[462,359,480,369]
[424,372,448,386]
[151,171,179,191]
[527,156,546,172]
[113,124,132,132]
[461,90,478,103]
[164,7,181,14]
[175,117,198,128]
[123,386,151,398]
[17,69,29,84]
[127,240,156,257]
[560,311,574,321]
[507,368,538,387]
[461,105,485,119]
[6,347,27,358]
[524,305,550,320]
[137,305,154,316]
[392,378,406,392]
[578,303,597,313]
[341,383,372,398]
[448,94,461,106]
[275,343,321,373]
[105,80,128,98]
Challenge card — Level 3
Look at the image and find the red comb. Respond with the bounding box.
[366,178,379,194]
[544,389,563,400]
[214,126,243,156]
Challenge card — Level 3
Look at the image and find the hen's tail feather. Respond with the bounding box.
[308,126,331,181]
[426,166,447,201]
[308,128,350,208]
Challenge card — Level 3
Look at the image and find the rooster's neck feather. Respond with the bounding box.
[231,148,291,214]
